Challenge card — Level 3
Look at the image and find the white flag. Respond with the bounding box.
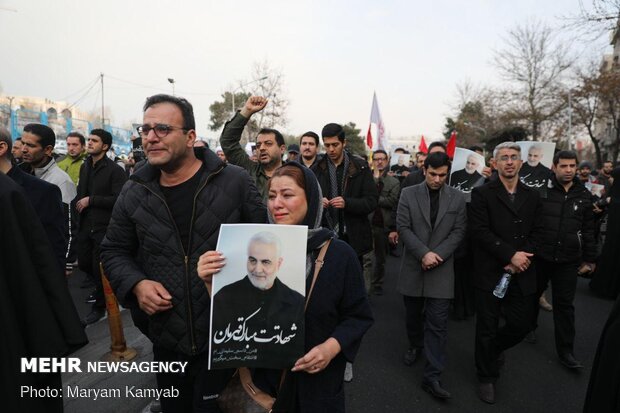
[369,92,385,150]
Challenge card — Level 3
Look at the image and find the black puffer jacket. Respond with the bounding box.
[100,148,266,356]
[311,154,378,256]
[537,176,598,264]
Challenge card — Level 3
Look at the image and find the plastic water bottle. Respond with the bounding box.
[493,271,512,299]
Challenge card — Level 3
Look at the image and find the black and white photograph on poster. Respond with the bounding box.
[209,224,308,370]
[516,141,555,189]
[449,147,485,196]
[390,152,411,176]
[585,182,606,198]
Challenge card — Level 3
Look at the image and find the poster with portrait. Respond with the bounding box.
[585,182,606,198]
[449,148,486,200]
[209,224,308,370]
[516,141,555,189]
[390,153,412,176]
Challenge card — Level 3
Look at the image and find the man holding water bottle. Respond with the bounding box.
[468,142,544,405]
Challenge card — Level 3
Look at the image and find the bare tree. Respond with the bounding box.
[209,59,289,145]
[493,20,574,141]
[250,60,289,131]
[562,0,620,40]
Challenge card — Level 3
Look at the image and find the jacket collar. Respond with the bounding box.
[33,157,58,178]
[131,147,226,186]
[489,178,531,215]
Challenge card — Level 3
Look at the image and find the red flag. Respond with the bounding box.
[419,135,428,154]
[446,130,457,158]
[366,124,373,148]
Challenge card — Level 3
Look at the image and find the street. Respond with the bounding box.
[64,254,614,413]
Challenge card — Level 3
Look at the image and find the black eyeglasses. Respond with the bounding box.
[137,124,189,138]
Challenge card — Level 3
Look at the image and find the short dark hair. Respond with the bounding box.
[428,141,447,153]
[394,147,406,154]
[0,127,12,158]
[553,150,578,166]
[372,149,388,159]
[468,145,484,153]
[321,123,345,142]
[23,123,56,148]
[300,131,319,146]
[15,137,22,142]
[415,151,425,157]
[424,152,451,169]
[258,128,285,147]
[143,94,196,130]
[90,129,113,150]
[602,160,613,166]
[67,131,86,146]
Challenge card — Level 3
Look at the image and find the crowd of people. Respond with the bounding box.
[2,92,620,413]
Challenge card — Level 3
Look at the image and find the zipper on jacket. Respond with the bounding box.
[135,181,194,350]
[185,165,224,355]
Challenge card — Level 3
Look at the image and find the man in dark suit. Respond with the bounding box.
[469,141,543,404]
[0,127,66,272]
[211,232,304,369]
[396,152,467,399]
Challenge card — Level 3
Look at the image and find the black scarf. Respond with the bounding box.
[267,161,334,276]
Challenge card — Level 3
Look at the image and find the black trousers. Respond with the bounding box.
[153,346,234,413]
[475,282,536,383]
[371,226,389,289]
[403,296,451,382]
[77,229,105,309]
[534,259,579,356]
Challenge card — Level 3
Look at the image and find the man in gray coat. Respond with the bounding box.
[397,152,467,399]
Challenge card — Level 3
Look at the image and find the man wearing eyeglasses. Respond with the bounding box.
[100,94,266,412]
[368,150,400,295]
[468,141,544,404]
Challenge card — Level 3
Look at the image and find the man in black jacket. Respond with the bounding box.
[311,123,378,260]
[76,129,128,325]
[0,128,66,272]
[0,173,87,413]
[100,94,266,412]
[469,141,543,404]
[530,150,598,369]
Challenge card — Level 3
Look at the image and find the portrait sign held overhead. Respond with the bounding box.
[390,153,412,176]
[449,147,486,198]
[516,141,555,189]
[209,224,308,370]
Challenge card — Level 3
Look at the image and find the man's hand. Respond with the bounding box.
[421,251,443,270]
[322,197,329,209]
[75,197,90,213]
[401,170,410,177]
[481,166,492,178]
[329,196,346,209]
[132,280,173,315]
[388,231,399,245]
[578,262,595,275]
[240,96,268,118]
[503,264,519,274]
[510,251,533,272]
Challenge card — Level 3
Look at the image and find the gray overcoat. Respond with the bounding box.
[396,182,467,298]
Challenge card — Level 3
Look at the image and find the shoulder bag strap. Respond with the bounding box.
[304,239,332,311]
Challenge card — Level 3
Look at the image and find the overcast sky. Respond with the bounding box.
[0,0,612,144]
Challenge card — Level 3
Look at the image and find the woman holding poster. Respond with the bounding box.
[197,162,373,412]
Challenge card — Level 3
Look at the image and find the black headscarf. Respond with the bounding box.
[267,162,334,271]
